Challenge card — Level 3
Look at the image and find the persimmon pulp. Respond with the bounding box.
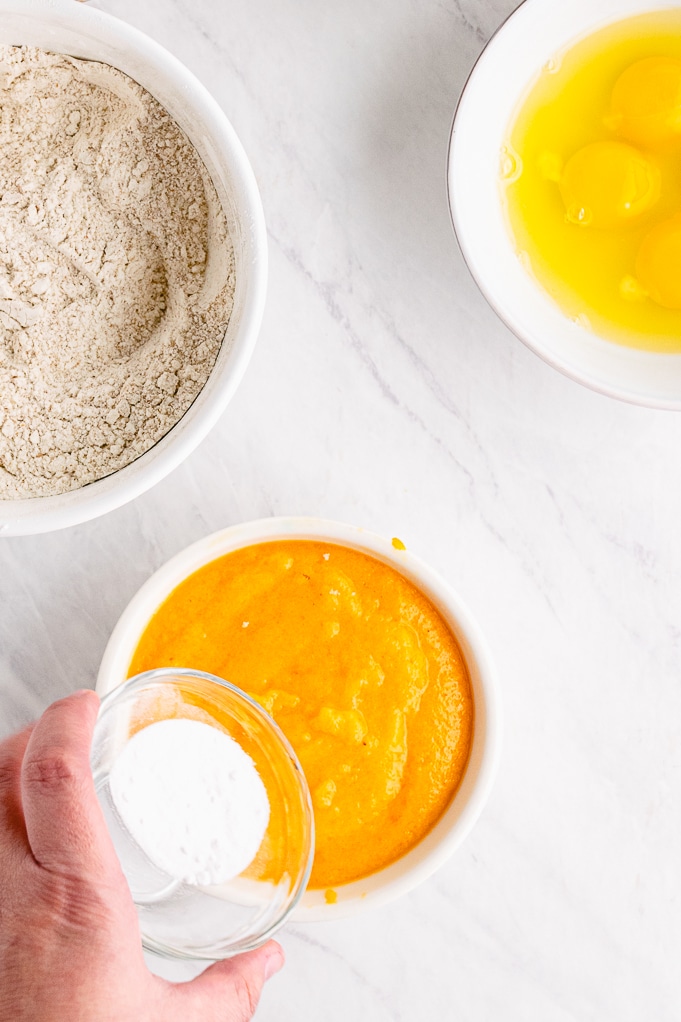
[128,540,474,889]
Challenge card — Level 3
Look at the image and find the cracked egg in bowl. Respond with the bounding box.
[448,0,681,407]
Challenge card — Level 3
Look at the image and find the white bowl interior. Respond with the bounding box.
[0,0,266,535]
[96,517,501,921]
[448,0,681,408]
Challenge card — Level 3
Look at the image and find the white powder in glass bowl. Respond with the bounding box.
[110,718,270,887]
[0,46,235,499]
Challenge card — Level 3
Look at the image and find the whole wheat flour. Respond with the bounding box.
[0,46,235,499]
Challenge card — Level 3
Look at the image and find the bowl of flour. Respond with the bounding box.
[0,0,266,535]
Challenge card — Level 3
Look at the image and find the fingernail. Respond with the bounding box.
[264,946,284,980]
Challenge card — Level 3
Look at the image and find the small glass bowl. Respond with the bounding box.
[91,669,314,960]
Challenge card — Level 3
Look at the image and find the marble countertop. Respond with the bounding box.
[2,0,681,1018]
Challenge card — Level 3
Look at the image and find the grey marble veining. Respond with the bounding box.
[2,1,681,1018]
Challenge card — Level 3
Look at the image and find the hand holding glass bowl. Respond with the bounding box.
[92,669,314,960]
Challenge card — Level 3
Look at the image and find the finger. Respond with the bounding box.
[170,941,284,1022]
[21,690,119,878]
[0,725,34,864]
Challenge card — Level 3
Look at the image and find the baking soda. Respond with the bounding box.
[110,718,270,886]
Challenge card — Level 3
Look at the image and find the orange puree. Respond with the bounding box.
[128,540,474,888]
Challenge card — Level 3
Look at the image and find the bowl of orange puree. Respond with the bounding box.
[97,517,500,919]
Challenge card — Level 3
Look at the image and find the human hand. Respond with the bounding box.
[0,690,283,1022]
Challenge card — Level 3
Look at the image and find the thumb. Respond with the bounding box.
[21,690,121,878]
[171,941,284,1022]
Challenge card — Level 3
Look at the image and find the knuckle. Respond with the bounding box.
[35,872,112,941]
[23,749,78,789]
[0,760,16,794]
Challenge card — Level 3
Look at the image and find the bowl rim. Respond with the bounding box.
[447,0,681,410]
[94,667,315,959]
[0,0,268,535]
[96,515,502,921]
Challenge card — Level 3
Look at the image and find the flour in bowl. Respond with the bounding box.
[0,46,235,499]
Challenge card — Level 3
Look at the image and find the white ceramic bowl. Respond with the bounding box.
[97,516,501,921]
[0,0,267,535]
[448,0,681,408]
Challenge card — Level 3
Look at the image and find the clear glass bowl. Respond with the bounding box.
[91,669,314,960]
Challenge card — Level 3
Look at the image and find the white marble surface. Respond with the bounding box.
[2,0,681,1017]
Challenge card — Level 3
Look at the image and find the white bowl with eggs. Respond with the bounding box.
[448,0,681,408]
[96,516,502,922]
[0,0,266,536]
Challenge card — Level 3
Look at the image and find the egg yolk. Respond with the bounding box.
[635,214,681,308]
[501,12,681,351]
[610,56,681,150]
[558,141,660,228]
